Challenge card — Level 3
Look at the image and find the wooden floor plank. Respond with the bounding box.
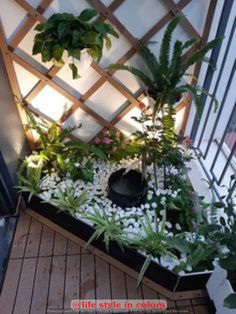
[125,275,143,314]
[39,225,54,256]
[0,259,22,314]
[47,255,66,313]
[13,257,37,314]
[1,211,212,314]
[30,256,52,314]
[126,274,143,299]
[95,256,111,299]
[193,304,211,313]
[64,254,80,311]
[10,213,31,258]
[25,218,42,257]
[67,240,81,255]
[142,284,158,299]
[159,293,176,309]
[80,254,95,299]
[110,266,127,299]
[53,232,67,255]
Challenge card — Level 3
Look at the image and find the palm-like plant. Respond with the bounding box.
[49,187,88,215]
[108,15,222,119]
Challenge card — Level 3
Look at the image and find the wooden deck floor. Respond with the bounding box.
[0,210,214,314]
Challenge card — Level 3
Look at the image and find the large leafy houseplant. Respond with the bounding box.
[108,15,222,119]
[33,9,119,78]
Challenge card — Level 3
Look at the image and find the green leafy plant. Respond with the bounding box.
[21,104,106,179]
[93,129,141,162]
[17,155,44,201]
[108,15,222,119]
[82,206,131,252]
[49,187,88,215]
[132,207,177,286]
[33,9,119,78]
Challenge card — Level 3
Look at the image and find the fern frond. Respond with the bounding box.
[139,44,160,81]
[182,36,223,74]
[107,64,153,87]
[169,40,183,86]
[159,15,181,73]
[182,37,200,50]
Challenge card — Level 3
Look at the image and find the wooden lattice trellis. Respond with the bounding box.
[0,0,217,149]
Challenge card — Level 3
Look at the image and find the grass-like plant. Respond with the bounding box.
[82,206,132,252]
[132,207,177,287]
[49,187,88,215]
[108,15,222,119]
[17,155,44,201]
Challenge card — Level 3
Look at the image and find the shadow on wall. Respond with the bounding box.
[0,54,29,183]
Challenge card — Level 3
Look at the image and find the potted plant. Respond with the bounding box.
[32,9,119,78]
[105,15,222,207]
[107,15,222,119]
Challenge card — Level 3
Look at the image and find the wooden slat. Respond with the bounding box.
[24,218,42,257]
[67,240,81,255]
[10,213,31,258]
[88,0,139,47]
[108,0,124,12]
[39,225,54,257]
[47,255,66,313]
[30,256,52,314]
[95,257,111,299]
[164,0,201,38]
[159,293,176,309]
[193,304,211,313]
[110,266,127,299]
[0,259,22,314]
[10,0,52,49]
[13,257,37,314]
[64,254,80,310]
[53,232,67,256]
[10,51,113,128]
[14,0,47,23]
[80,254,95,299]
[142,284,158,299]
[125,274,143,299]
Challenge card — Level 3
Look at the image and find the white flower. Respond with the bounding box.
[147,194,152,201]
[151,202,157,208]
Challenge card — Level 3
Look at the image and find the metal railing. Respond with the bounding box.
[186,0,236,201]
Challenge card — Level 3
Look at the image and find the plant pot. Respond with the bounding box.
[108,168,147,208]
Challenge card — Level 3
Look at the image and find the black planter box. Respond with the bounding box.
[26,195,211,292]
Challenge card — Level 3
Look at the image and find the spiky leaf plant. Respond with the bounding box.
[108,15,222,119]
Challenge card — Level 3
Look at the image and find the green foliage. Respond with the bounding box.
[108,15,222,119]
[92,129,141,162]
[132,207,177,286]
[23,106,106,179]
[82,206,130,252]
[17,155,44,201]
[49,187,88,215]
[33,9,119,79]
[224,294,236,309]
